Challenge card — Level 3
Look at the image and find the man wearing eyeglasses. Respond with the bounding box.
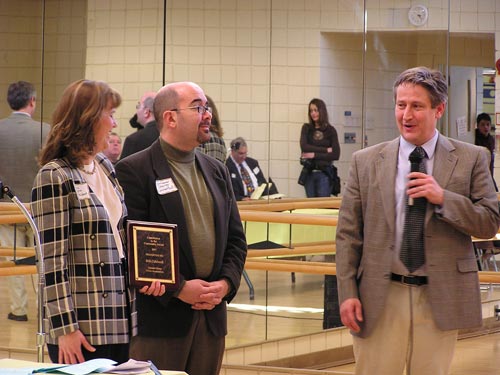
[115,81,247,375]
[120,91,158,159]
[226,136,279,200]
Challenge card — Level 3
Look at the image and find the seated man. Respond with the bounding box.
[225,137,279,200]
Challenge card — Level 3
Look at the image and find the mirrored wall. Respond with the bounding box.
[1,0,497,348]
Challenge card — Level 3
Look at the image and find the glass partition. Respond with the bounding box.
[2,0,498,352]
[0,1,43,122]
[228,268,324,346]
[42,0,87,123]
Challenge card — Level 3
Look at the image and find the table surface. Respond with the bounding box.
[0,358,188,375]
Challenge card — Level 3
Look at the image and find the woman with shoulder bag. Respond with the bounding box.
[299,98,340,197]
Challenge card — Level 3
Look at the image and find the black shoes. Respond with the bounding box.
[7,312,28,322]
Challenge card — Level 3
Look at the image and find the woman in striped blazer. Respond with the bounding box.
[31,80,164,365]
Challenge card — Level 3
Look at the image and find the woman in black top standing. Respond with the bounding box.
[299,98,340,197]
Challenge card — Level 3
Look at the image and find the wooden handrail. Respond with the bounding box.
[0,202,30,212]
[240,210,337,226]
[479,271,500,283]
[0,247,35,257]
[238,197,342,211]
[247,243,335,258]
[0,264,37,276]
[245,258,500,284]
[0,214,29,224]
[245,258,336,275]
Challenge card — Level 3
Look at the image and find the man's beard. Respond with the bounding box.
[197,126,211,144]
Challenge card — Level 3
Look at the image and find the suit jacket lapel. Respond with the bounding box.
[376,139,399,235]
[150,141,197,275]
[426,134,457,222]
[227,157,244,193]
[432,134,456,188]
[195,152,228,278]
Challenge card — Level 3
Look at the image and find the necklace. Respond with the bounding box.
[78,161,96,175]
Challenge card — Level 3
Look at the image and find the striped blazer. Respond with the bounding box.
[31,154,137,345]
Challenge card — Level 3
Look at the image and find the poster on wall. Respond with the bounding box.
[456,116,467,138]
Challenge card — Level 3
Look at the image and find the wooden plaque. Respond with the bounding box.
[127,220,179,290]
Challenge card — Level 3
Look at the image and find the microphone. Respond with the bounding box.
[408,153,423,206]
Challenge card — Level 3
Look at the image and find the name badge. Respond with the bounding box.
[231,173,237,179]
[74,182,91,200]
[156,178,178,195]
[253,166,260,175]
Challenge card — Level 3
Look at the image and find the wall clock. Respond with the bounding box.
[408,4,428,27]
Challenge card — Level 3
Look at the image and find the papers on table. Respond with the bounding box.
[32,359,150,375]
[260,193,286,200]
[101,359,152,374]
[250,183,269,200]
[249,183,285,200]
[0,358,188,375]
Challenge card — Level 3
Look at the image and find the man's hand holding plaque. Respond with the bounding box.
[127,220,180,291]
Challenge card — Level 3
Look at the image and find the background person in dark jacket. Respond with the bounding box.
[115,81,247,375]
[225,137,279,200]
[120,91,158,159]
[474,112,497,191]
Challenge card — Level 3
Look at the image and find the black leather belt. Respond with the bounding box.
[391,273,428,286]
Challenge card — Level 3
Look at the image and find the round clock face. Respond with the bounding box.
[408,4,428,26]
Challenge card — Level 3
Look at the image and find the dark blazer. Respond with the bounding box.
[120,121,159,159]
[31,154,137,345]
[225,156,278,201]
[336,135,500,338]
[115,140,247,338]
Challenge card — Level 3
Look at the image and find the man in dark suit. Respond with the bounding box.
[115,81,247,375]
[225,137,279,200]
[120,91,158,159]
[336,67,500,375]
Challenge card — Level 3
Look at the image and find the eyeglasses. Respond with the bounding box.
[170,105,212,115]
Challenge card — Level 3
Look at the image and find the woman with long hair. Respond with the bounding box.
[197,95,227,162]
[299,98,340,197]
[31,79,163,364]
